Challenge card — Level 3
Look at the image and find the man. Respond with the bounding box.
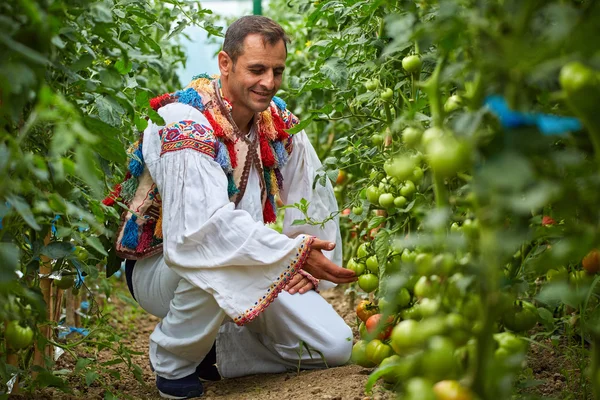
[108,16,356,399]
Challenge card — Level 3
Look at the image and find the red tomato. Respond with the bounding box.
[365,313,394,340]
[541,215,556,226]
[583,249,600,274]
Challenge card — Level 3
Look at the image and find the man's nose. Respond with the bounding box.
[260,70,275,91]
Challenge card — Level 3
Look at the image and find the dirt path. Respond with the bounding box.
[27,286,394,400]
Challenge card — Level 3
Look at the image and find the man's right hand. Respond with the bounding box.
[302,238,357,284]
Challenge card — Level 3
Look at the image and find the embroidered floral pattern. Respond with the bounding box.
[233,235,315,326]
[159,120,216,157]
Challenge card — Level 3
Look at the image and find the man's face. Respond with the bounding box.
[220,34,287,115]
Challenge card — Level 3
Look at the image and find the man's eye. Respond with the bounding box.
[250,69,262,74]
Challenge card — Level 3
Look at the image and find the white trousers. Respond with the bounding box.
[132,254,353,380]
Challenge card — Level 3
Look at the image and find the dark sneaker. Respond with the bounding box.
[156,373,204,399]
[150,344,221,382]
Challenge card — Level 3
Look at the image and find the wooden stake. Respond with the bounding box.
[33,232,52,376]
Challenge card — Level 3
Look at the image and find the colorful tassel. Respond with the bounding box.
[271,107,290,141]
[205,110,225,139]
[121,177,139,203]
[129,146,144,177]
[136,221,155,253]
[272,96,287,111]
[274,168,284,191]
[150,93,172,111]
[212,108,234,139]
[259,135,276,168]
[192,73,211,80]
[227,174,239,198]
[226,140,237,169]
[272,140,289,167]
[262,197,277,223]
[215,141,233,174]
[102,183,122,206]
[154,209,163,239]
[121,215,140,249]
[261,110,278,141]
[263,169,272,194]
[284,135,294,154]
[270,170,279,196]
[176,87,204,111]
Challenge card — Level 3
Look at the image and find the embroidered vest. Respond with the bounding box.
[103,74,299,260]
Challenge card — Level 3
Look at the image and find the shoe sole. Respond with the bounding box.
[158,389,203,399]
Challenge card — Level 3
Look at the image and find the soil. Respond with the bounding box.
[11,285,590,400]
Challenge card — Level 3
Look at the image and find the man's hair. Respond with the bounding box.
[223,16,290,64]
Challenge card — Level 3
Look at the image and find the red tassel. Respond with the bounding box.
[205,111,225,138]
[102,183,122,206]
[263,201,276,223]
[136,222,155,253]
[270,107,289,141]
[226,140,237,169]
[259,135,276,168]
[149,93,172,111]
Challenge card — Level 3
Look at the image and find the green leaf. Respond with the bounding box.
[41,242,74,259]
[135,90,150,108]
[0,33,49,65]
[368,216,386,230]
[291,219,306,226]
[85,236,108,257]
[319,57,348,88]
[95,95,125,127]
[99,68,122,89]
[0,243,20,283]
[74,358,93,373]
[83,117,127,164]
[35,370,69,389]
[90,3,113,23]
[6,195,41,230]
[75,146,103,198]
[142,36,162,57]
[85,371,99,386]
[286,114,315,135]
[374,230,390,284]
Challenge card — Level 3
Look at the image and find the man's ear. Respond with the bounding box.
[218,51,232,77]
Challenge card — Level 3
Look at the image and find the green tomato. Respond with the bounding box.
[502,301,538,332]
[366,339,393,365]
[347,258,366,275]
[560,62,598,94]
[378,193,395,208]
[5,320,34,350]
[358,273,379,293]
[397,287,412,308]
[444,95,463,113]
[372,133,384,146]
[450,222,461,233]
[421,336,458,381]
[402,127,423,148]
[400,180,416,197]
[421,127,445,147]
[401,249,416,263]
[366,255,379,273]
[415,252,434,275]
[413,276,439,299]
[405,377,437,400]
[352,206,363,215]
[426,136,470,178]
[73,246,89,262]
[418,298,441,318]
[55,275,75,290]
[384,156,417,181]
[390,319,423,353]
[366,185,381,204]
[402,55,422,74]
[359,322,369,339]
[394,196,408,208]
[352,340,376,367]
[546,266,568,282]
[365,79,380,91]
[380,88,394,101]
[357,243,369,258]
[412,166,424,182]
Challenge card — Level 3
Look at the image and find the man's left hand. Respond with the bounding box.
[284,273,315,294]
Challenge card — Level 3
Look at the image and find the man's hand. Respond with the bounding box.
[284,273,314,294]
[302,238,357,284]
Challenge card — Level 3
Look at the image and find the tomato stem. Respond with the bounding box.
[422,56,446,128]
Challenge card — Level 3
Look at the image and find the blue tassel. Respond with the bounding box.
[227,174,239,198]
[263,169,272,194]
[272,141,289,167]
[176,87,204,111]
[121,215,139,249]
[129,146,144,177]
[216,141,233,174]
[192,73,211,80]
[272,96,287,111]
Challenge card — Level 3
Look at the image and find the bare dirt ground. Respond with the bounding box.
[14,285,589,400]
